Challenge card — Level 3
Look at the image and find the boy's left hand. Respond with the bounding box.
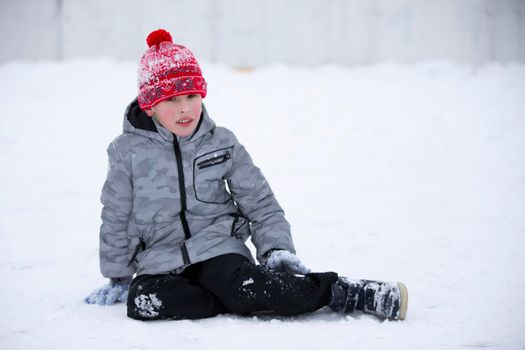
[264,250,311,275]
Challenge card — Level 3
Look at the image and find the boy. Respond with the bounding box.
[85,29,408,321]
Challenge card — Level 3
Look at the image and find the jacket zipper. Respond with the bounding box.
[173,136,191,266]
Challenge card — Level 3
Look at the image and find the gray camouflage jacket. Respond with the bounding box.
[100,98,295,278]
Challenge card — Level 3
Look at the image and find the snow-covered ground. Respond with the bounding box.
[1,59,524,349]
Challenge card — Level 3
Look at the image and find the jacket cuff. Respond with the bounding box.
[261,248,285,265]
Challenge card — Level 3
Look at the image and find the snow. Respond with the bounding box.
[242,278,254,286]
[134,294,163,318]
[1,58,525,349]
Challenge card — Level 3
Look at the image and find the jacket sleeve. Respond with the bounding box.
[99,140,135,278]
[225,134,295,263]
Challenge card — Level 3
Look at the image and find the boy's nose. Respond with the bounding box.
[179,103,189,114]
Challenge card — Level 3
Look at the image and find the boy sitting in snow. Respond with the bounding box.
[85,29,408,321]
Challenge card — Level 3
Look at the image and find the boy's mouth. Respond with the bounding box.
[176,118,193,127]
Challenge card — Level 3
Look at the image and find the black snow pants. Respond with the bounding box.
[127,253,338,320]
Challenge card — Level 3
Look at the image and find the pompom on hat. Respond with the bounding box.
[137,29,207,110]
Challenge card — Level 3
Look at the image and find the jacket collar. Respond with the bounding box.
[123,97,215,145]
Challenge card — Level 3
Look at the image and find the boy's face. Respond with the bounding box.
[145,94,203,137]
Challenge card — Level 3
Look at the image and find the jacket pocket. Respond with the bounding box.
[127,224,156,267]
[128,237,146,267]
[193,147,233,204]
[230,214,251,241]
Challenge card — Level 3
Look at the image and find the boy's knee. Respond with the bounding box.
[126,281,165,321]
[127,273,230,320]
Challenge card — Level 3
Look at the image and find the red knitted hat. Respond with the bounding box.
[137,29,207,110]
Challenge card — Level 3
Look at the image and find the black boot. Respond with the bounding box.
[328,278,365,313]
[328,277,408,320]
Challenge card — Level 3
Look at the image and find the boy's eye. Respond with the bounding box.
[188,94,197,98]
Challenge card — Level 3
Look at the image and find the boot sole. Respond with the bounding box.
[397,282,408,320]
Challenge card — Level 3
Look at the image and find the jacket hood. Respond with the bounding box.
[123,97,216,144]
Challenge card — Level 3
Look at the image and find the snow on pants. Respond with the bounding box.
[127,253,339,320]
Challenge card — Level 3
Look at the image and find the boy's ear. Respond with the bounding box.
[144,108,155,117]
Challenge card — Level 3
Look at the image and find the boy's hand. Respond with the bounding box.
[84,277,132,305]
[264,250,311,275]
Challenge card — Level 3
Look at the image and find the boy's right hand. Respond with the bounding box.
[84,277,132,305]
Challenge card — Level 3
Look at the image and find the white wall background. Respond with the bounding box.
[1,0,524,65]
